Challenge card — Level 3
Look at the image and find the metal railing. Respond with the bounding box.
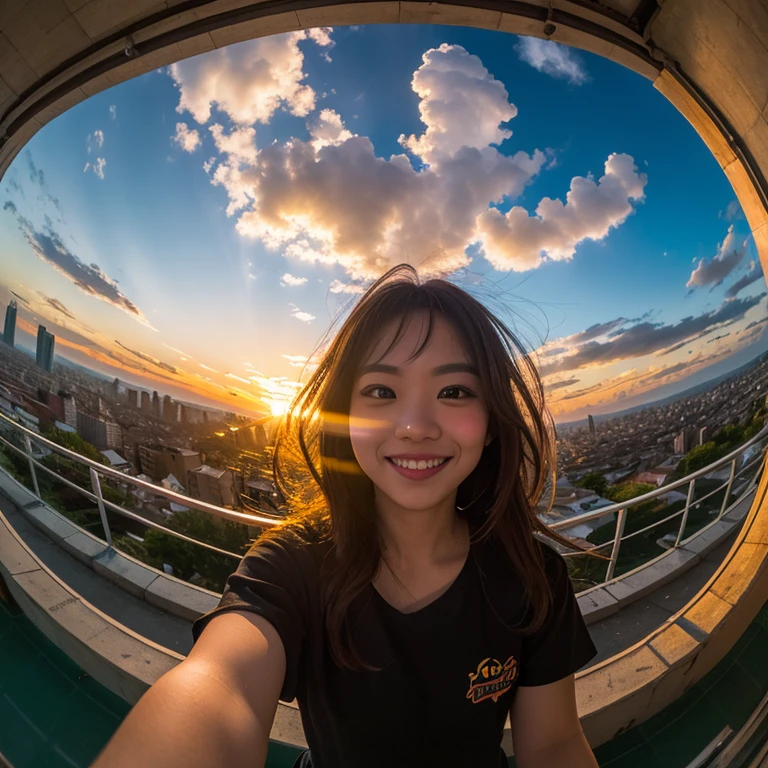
[0,410,765,585]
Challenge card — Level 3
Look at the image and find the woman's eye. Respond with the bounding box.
[440,386,474,399]
[362,385,395,399]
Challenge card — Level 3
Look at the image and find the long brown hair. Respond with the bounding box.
[260,263,606,671]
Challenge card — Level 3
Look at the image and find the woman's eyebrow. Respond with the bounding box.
[357,362,479,377]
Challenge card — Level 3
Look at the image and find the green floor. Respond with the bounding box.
[0,594,766,768]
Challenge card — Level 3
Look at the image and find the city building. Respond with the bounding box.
[138,443,202,483]
[588,414,595,434]
[3,300,16,347]
[127,389,138,409]
[698,426,709,446]
[76,412,122,450]
[187,464,241,507]
[62,394,77,428]
[673,426,698,454]
[35,325,55,373]
[151,391,161,419]
[162,395,177,423]
[140,391,151,414]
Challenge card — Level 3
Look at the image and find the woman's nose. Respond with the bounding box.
[393,404,440,441]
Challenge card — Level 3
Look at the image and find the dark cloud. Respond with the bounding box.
[744,317,768,331]
[568,318,627,345]
[9,210,149,324]
[10,290,29,306]
[539,293,766,376]
[38,292,76,320]
[686,225,745,292]
[706,333,731,343]
[26,151,62,212]
[115,341,178,374]
[725,259,764,299]
[543,377,580,392]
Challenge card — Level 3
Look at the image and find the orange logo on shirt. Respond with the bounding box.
[466,655,518,704]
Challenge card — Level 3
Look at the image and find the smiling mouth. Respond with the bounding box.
[386,457,452,470]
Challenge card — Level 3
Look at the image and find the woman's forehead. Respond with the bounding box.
[360,312,469,365]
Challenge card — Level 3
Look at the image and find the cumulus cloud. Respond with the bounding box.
[720,199,741,221]
[26,153,61,211]
[7,208,150,325]
[211,45,546,280]
[309,109,354,151]
[476,152,647,271]
[209,124,257,163]
[173,122,201,152]
[177,41,640,284]
[109,104,117,120]
[686,225,745,291]
[399,44,517,162]
[539,293,765,376]
[725,257,764,298]
[169,30,332,126]
[515,37,589,85]
[281,273,308,287]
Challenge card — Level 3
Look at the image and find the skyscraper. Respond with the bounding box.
[35,325,54,373]
[588,414,595,434]
[3,300,16,347]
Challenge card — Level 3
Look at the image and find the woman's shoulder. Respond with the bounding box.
[246,516,334,573]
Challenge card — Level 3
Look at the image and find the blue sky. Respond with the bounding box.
[0,24,765,421]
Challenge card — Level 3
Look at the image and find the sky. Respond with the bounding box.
[0,24,766,423]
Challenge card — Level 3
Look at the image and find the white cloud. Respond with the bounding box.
[515,37,589,85]
[109,105,117,120]
[329,279,366,294]
[203,156,216,173]
[289,303,315,322]
[686,225,746,291]
[306,27,334,47]
[281,273,309,287]
[209,124,257,163]
[83,162,90,173]
[169,30,333,127]
[173,122,201,152]
[282,353,308,367]
[93,157,107,179]
[399,43,517,162]
[476,152,647,271]
[309,109,354,151]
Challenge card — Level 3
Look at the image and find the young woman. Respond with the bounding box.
[92,264,604,768]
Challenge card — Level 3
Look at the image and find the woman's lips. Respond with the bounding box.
[386,456,452,480]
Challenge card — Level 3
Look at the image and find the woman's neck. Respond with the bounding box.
[374,496,469,572]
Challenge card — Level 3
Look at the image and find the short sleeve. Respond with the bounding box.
[191,538,310,702]
[517,544,597,687]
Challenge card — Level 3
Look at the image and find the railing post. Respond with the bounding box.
[675,477,696,547]
[605,506,627,582]
[718,459,736,520]
[89,467,113,547]
[23,434,41,498]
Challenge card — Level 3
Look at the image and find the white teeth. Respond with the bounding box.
[391,457,447,470]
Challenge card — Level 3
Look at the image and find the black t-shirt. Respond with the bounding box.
[191,526,598,768]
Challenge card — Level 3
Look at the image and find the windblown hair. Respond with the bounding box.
[259,263,607,671]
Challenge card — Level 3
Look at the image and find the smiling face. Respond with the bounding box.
[348,311,491,517]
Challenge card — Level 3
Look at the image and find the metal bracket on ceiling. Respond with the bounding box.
[124,35,140,59]
[544,1,556,37]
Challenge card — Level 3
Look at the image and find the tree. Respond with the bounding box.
[680,441,721,475]
[605,482,656,504]
[577,472,608,496]
[44,428,106,464]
